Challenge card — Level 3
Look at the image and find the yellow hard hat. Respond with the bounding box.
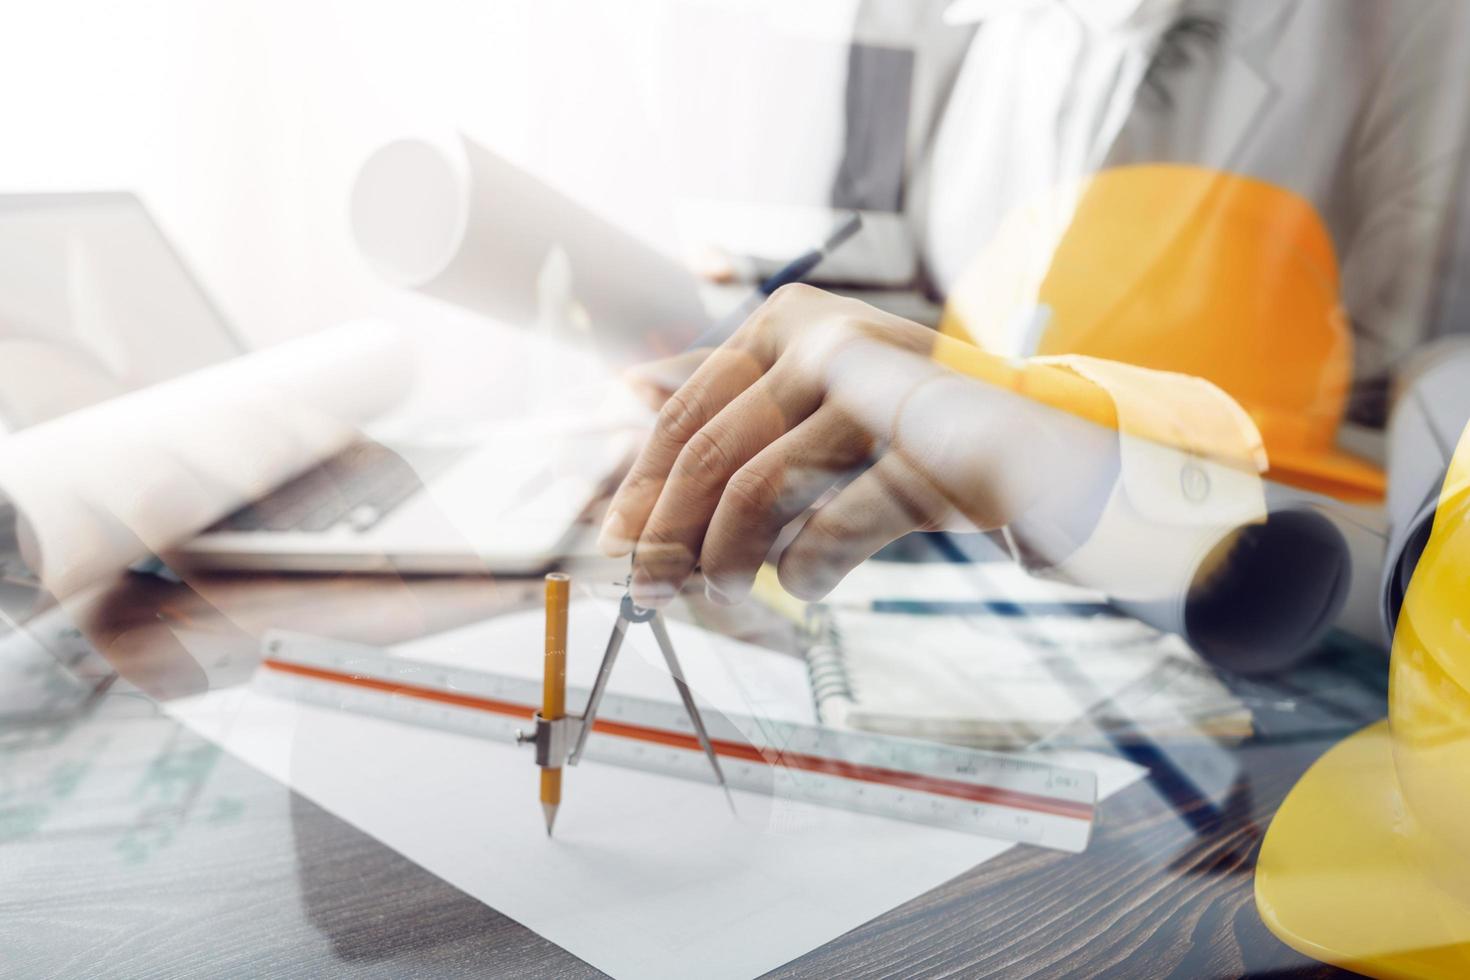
[939,164,1385,503]
[1254,421,1470,976]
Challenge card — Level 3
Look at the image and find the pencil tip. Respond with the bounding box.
[542,803,559,837]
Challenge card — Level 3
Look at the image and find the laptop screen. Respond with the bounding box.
[0,193,245,433]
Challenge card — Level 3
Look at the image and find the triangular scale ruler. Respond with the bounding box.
[256,629,1097,852]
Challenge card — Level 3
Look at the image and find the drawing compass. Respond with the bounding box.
[518,576,734,818]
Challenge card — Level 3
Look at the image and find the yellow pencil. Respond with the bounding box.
[541,572,570,835]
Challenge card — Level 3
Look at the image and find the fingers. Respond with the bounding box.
[628,362,825,606]
[599,343,770,556]
[599,285,836,558]
[620,349,712,412]
[777,452,956,601]
[699,405,875,604]
[600,284,947,606]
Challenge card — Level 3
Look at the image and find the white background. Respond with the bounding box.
[0,0,856,352]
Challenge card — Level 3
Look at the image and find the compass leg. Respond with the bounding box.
[649,614,736,813]
[568,612,629,765]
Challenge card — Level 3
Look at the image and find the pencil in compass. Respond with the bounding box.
[540,572,570,835]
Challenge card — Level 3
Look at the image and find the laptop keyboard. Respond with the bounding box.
[211,441,464,535]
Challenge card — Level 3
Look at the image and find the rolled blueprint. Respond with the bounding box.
[0,319,413,599]
[842,339,1354,673]
[1058,481,1354,674]
[349,134,711,364]
[1010,357,1352,673]
[1381,339,1470,634]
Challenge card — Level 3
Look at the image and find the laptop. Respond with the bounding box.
[0,192,635,574]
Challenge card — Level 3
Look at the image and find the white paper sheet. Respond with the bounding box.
[165,603,1144,980]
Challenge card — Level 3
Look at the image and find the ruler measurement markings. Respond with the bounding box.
[262,657,1092,818]
[260,659,1094,820]
[257,633,1095,850]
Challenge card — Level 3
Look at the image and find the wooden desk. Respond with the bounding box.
[2,568,1382,978]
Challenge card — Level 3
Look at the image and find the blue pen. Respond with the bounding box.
[686,211,863,350]
[868,598,1120,618]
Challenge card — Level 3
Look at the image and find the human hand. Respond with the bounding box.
[599,284,1108,607]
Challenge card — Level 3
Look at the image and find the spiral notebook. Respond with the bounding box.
[796,562,1251,749]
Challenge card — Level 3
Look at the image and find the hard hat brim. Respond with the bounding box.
[1265,445,1387,504]
[1255,719,1470,977]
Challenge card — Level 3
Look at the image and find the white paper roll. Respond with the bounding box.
[0,319,413,599]
[1013,357,1352,672]
[349,135,711,364]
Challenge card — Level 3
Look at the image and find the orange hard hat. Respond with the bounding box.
[940,164,1385,503]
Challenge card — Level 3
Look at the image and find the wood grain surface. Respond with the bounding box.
[1,567,1383,979]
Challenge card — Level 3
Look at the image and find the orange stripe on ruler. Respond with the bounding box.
[261,658,1094,822]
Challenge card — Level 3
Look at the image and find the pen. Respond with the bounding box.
[750,561,1117,623]
[541,572,570,836]
[867,599,1118,617]
[687,211,863,350]
[755,210,864,294]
